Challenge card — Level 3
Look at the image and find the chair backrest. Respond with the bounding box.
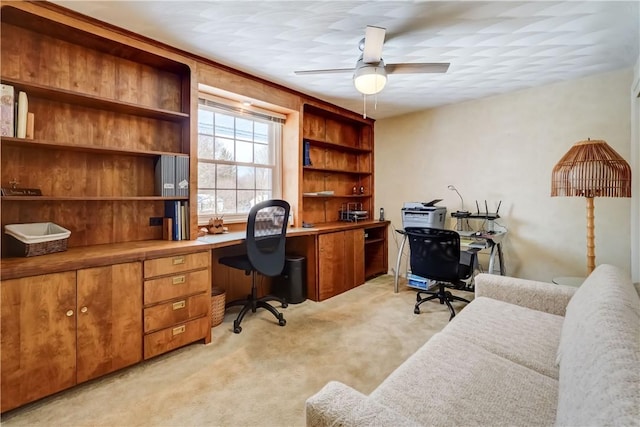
[405,227,465,282]
[246,199,290,277]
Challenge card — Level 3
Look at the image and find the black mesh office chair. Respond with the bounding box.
[219,199,290,334]
[405,227,479,321]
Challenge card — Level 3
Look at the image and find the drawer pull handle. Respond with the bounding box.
[172,275,186,285]
[172,300,186,310]
[172,325,186,335]
[172,256,185,265]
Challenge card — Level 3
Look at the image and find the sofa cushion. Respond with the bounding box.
[555,264,640,426]
[445,296,563,379]
[370,333,559,426]
[306,381,421,427]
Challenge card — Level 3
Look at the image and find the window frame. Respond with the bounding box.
[196,94,283,225]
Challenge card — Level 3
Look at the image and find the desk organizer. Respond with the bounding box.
[4,222,71,257]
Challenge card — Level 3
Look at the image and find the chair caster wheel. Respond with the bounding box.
[282,302,288,308]
[233,325,242,334]
[279,318,286,326]
[414,307,420,314]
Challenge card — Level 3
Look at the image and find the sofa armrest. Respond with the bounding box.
[474,273,576,316]
[305,381,420,427]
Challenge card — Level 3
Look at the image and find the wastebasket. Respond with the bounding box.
[275,255,306,304]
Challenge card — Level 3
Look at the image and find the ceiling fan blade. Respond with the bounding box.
[362,25,386,63]
[386,63,450,74]
[294,68,355,75]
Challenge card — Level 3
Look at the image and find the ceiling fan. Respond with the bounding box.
[294,25,450,96]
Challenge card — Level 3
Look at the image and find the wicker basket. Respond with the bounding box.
[5,223,71,257]
[211,288,226,327]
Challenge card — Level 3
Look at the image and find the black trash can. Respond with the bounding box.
[275,255,307,304]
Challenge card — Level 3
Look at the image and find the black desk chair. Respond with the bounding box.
[405,227,479,321]
[219,199,290,334]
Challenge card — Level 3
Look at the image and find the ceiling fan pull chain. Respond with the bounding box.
[363,94,367,119]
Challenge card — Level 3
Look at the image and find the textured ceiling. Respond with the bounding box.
[51,1,639,119]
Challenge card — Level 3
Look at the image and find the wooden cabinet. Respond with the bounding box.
[1,272,76,412]
[317,229,365,301]
[0,262,142,412]
[143,251,211,359]
[76,263,142,383]
[364,224,388,279]
[0,5,193,253]
[301,105,374,226]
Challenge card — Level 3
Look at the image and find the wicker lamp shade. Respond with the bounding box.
[551,138,632,275]
[551,139,631,198]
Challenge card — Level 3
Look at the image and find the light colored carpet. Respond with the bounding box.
[1,275,473,426]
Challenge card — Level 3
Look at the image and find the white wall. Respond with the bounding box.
[376,69,634,282]
[631,55,640,284]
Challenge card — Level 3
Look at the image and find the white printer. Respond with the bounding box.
[401,199,447,229]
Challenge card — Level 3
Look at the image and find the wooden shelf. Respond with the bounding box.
[304,138,371,153]
[365,237,385,245]
[303,166,371,175]
[1,77,189,122]
[1,137,188,158]
[303,194,370,198]
[1,196,187,201]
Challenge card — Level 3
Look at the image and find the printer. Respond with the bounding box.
[401,199,447,229]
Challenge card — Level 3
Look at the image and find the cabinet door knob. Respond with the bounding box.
[80,306,88,313]
[66,309,74,317]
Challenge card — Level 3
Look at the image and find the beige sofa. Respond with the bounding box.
[306,264,640,426]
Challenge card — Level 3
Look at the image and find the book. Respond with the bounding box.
[25,112,34,139]
[16,91,28,138]
[164,200,180,240]
[303,140,312,166]
[1,84,15,137]
[175,155,189,197]
[154,155,175,197]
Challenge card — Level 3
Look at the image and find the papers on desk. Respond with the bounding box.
[466,240,488,249]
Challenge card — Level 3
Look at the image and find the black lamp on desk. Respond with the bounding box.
[448,185,471,231]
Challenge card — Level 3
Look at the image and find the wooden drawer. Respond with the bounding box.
[143,316,210,360]
[144,293,209,333]
[144,251,210,278]
[144,269,209,305]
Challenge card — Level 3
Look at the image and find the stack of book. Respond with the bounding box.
[1,84,34,139]
[163,200,190,241]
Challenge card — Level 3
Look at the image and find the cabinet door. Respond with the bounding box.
[1,272,77,412]
[76,262,142,383]
[318,232,347,301]
[346,229,365,288]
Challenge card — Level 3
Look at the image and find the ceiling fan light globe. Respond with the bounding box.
[353,58,387,95]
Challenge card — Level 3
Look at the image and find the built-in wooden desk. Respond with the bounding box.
[201,221,389,302]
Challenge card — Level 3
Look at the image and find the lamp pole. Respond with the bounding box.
[586,197,595,275]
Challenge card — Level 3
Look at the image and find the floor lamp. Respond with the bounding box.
[551,139,632,275]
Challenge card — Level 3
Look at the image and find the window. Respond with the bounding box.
[197,96,283,223]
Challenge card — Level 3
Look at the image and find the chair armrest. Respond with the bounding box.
[474,273,576,316]
[305,381,420,427]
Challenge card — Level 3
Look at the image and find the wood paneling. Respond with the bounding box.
[0,4,193,247]
[1,272,77,412]
[76,262,143,383]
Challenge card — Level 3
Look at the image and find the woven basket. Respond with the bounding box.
[7,233,68,257]
[211,288,226,327]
